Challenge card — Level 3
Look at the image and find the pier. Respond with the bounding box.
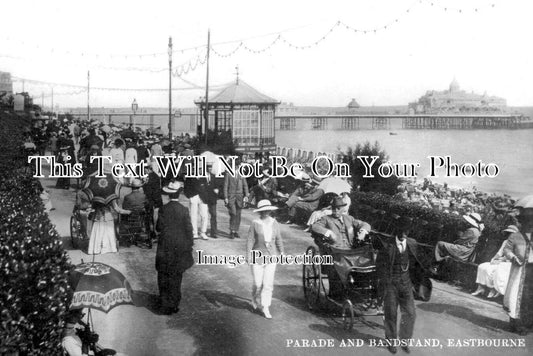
[275,114,531,130]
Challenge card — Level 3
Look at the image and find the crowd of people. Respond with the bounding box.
[24,116,531,352]
[395,177,516,218]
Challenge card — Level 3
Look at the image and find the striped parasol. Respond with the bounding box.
[82,172,122,206]
[70,262,133,313]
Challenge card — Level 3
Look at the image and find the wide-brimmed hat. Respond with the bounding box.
[162,181,183,194]
[254,200,278,213]
[503,225,519,233]
[463,212,482,228]
[331,196,347,209]
[64,308,84,323]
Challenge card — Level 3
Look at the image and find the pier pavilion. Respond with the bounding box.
[195,79,279,154]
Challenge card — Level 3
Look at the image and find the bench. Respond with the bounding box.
[436,236,489,288]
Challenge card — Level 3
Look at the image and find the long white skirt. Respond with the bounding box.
[88,211,117,255]
[476,261,511,293]
[493,262,512,295]
[475,262,497,288]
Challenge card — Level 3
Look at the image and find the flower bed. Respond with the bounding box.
[0,111,73,355]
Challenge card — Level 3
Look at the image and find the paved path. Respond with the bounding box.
[44,178,533,356]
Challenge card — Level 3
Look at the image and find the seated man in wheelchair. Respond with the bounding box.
[311,196,371,250]
[121,178,151,249]
[311,196,372,298]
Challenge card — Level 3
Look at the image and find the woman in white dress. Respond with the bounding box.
[247,200,284,319]
[88,200,131,255]
[471,225,516,298]
[109,138,125,165]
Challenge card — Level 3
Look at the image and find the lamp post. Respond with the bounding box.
[174,109,181,136]
[168,37,173,139]
[131,98,138,127]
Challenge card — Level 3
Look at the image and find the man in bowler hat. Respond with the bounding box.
[156,181,194,314]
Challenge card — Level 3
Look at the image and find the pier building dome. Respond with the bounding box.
[449,78,460,93]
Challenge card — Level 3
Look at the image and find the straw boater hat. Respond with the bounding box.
[503,225,519,233]
[463,212,482,229]
[254,200,278,213]
[162,181,183,194]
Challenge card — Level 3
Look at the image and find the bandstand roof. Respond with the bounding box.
[196,80,279,105]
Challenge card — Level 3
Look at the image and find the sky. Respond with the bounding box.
[0,0,531,110]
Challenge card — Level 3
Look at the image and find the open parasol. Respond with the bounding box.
[318,177,352,195]
[152,127,164,136]
[201,151,225,175]
[100,124,111,134]
[70,262,133,313]
[515,195,533,209]
[82,172,122,205]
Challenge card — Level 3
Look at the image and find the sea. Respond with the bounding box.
[79,111,533,198]
[276,129,533,198]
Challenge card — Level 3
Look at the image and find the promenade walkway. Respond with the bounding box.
[43,178,532,356]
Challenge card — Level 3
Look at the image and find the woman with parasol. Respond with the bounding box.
[66,261,134,355]
[84,162,131,255]
[503,196,533,334]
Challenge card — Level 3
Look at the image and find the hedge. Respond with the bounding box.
[349,191,510,264]
[0,111,73,355]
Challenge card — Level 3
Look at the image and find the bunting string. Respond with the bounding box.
[0,1,496,62]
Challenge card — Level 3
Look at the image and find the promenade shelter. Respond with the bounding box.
[195,79,279,154]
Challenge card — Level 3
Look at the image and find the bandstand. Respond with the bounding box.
[195,79,279,154]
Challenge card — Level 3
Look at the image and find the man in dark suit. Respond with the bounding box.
[374,218,432,354]
[205,162,220,238]
[223,157,249,238]
[156,181,194,314]
[55,131,76,189]
[144,163,162,241]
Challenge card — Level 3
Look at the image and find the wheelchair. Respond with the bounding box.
[302,231,384,331]
[117,209,151,248]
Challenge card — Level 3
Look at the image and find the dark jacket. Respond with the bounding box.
[156,201,194,273]
[205,173,221,205]
[144,171,162,208]
[312,214,371,250]
[122,189,147,212]
[375,235,432,301]
[184,177,209,203]
[223,172,249,208]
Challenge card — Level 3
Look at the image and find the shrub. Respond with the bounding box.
[341,141,401,195]
[0,111,73,355]
[350,191,508,265]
